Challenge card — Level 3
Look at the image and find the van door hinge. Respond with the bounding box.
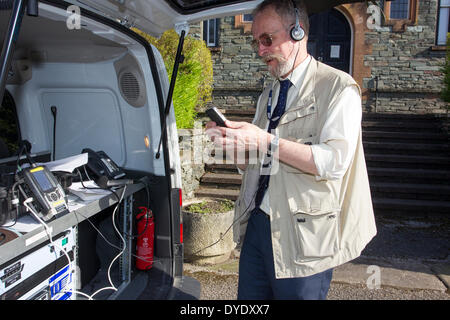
[175,22,189,36]
[118,15,134,28]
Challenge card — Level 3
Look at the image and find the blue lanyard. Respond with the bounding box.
[266,89,283,123]
[266,89,273,121]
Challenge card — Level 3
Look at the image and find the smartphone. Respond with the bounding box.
[206,107,227,127]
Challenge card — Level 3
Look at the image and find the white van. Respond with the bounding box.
[0,0,356,300]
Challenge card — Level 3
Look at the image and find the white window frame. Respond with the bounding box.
[203,19,219,47]
[437,0,450,45]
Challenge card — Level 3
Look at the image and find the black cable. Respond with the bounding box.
[76,168,152,239]
[15,143,26,172]
[1,180,20,228]
[189,180,260,257]
[15,140,35,170]
[76,168,120,201]
[51,106,57,161]
[119,182,151,239]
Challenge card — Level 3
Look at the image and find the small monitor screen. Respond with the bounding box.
[32,169,53,192]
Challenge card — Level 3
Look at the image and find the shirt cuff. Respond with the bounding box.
[311,139,352,181]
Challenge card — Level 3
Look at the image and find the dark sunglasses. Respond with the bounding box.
[251,29,283,51]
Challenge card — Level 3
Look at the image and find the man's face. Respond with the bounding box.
[252,6,297,79]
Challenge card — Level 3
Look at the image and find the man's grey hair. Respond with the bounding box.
[252,0,310,36]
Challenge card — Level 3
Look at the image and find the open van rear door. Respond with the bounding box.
[63,0,366,37]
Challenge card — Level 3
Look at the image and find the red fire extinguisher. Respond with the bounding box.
[136,206,154,270]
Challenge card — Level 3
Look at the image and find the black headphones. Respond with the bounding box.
[290,0,305,41]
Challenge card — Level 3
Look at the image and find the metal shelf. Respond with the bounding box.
[0,182,144,266]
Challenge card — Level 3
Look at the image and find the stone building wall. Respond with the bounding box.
[362,0,447,114]
[178,127,215,199]
[190,1,447,115]
[199,16,268,112]
[178,128,204,199]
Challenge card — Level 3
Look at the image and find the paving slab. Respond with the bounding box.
[332,256,448,292]
[187,254,448,293]
[430,263,450,293]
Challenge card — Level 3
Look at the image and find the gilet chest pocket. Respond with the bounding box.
[293,212,339,260]
[279,103,317,139]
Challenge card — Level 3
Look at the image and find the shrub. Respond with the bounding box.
[184,199,235,214]
[134,28,213,128]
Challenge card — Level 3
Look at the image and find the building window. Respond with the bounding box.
[437,0,450,45]
[235,14,253,34]
[203,19,220,47]
[382,0,418,31]
[242,14,253,22]
[389,0,410,19]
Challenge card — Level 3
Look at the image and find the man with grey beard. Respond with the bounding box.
[206,0,376,300]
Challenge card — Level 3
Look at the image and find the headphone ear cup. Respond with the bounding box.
[290,25,305,41]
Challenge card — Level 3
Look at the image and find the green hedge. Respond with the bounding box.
[135,29,213,128]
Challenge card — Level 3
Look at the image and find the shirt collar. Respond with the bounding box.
[280,54,312,90]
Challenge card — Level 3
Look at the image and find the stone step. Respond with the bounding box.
[194,110,449,216]
[199,164,450,188]
[200,170,450,188]
[199,107,255,116]
[362,120,446,133]
[194,185,450,207]
[226,116,254,122]
[365,154,450,170]
[363,141,449,155]
[362,112,448,121]
[205,155,450,171]
[370,182,450,201]
[205,163,240,174]
[195,185,450,205]
[362,131,448,144]
[372,197,450,215]
[218,108,255,116]
[367,167,450,184]
[201,173,242,185]
[194,187,240,201]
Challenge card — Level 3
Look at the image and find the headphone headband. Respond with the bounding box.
[290,0,305,41]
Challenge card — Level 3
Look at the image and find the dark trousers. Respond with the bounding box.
[237,208,333,300]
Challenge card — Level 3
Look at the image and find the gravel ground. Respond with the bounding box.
[183,215,450,300]
[184,266,450,300]
[183,270,238,300]
[328,283,450,300]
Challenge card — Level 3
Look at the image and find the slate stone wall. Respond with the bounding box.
[190,1,447,115]
[363,0,447,114]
